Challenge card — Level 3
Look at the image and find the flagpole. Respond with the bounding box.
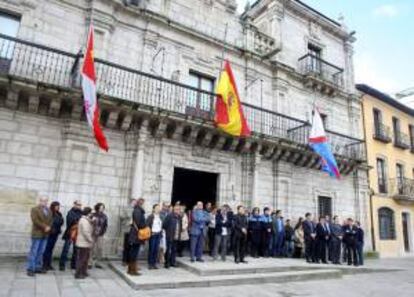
[219,22,229,74]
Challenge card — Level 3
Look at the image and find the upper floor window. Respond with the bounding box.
[396,163,404,194]
[373,108,382,129]
[0,12,20,37]
[377,158,387,193]
[186,71,215,118]
[320,113,328,129]
[307,43,322,73]
[409,124,414,150]
[392,117,401,138]
[378,207,396,240]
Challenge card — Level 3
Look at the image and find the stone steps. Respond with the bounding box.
[109,261,342,290]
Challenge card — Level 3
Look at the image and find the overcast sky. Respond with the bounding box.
[236,0,414,96]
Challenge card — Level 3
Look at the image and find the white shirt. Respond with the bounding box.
[152,214,162,233]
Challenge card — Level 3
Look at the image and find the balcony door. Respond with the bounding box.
[308,43,322,74]
[0,12,20,73]
[392,117,401,143]
[187,71,215,119]
[373,108,382,135]
[396,164,404,195]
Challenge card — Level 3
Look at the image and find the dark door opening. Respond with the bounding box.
[171,167,218,210]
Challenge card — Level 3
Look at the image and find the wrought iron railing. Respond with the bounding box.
[389,178,414,201]
[373,122,392,143]
[0,33,365,160]
[298,54,344,88]
[393,131,411,150]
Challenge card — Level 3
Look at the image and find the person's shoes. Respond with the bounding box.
[190,259,195,263]
[241,260,248,264]
[48,265,55,271]
[171,264,178,268]
[235,259,240,264]
[95,263,103,269]
[164,265,170,269]
[322,261,328,264]
[196,259,204,263]
[75,275,86,279]
[148,266,154,270]
[35,269,47,274]
[87,265,92,269]
[59,266,65,271]
[27,271,35,277]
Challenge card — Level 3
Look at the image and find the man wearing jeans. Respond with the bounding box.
[59,200,82,271]
[189,201,209,262]
[26,196,52,276]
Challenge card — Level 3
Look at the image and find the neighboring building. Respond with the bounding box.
[357,84,414,257]
[0,0,369,255]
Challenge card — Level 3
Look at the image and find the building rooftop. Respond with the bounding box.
[356,84,414,117]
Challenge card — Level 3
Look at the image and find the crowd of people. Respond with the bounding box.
[26,197,108,279]
[26,196,365,279]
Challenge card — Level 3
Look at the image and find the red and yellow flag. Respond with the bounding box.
[214,60,251,137]
[81,24,109,152]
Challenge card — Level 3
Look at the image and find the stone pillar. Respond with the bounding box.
[131,128,148,199]
[251,152,261,207]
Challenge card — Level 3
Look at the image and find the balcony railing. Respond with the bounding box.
[373,123,392,143]
[393,131,410,150]
[389,178,414,202]
[0,33,365,161]
[298,54,344,88]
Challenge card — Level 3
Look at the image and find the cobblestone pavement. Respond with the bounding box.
[0,257,413,297]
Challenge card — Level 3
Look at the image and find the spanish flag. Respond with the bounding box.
[214,60,251,137]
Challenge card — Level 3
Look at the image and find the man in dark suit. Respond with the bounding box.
[343,218,358,266]
[355,221,364,266]
[316,216,329,264]
[162,205,182,268]
[233,205,248,264]
[329,215,343,264]
[302,212,316,263]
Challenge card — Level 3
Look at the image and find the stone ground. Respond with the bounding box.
[0,257,413,297]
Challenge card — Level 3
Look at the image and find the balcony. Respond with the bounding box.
[389,178,414,204]
[0,33,365,173]
[373,123,392,143]
[298,54,344,96]
[393,132,410,150]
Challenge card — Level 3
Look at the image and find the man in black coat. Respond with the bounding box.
[162,205,182,268]
[355,221,364,266]
[329,215,343,264]
[233,205,248,264]
[302,212,316,263]
[315,217,330,264]
[127,198,146,275]
[343,218,358,266]
[59,200,82,271]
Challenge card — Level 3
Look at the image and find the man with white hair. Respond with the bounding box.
[26,196,53,276]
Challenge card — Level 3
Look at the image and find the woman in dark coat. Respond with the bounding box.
[127,198,146,275]
[248,207,262,258]
[42,201,64,270]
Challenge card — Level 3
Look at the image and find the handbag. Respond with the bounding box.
[69,223,78,242]
[133,221,151,241]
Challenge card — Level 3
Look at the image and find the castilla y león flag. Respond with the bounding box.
[214,60,250,137]
[81,24,109,152]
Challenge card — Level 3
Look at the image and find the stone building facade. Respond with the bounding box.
[0,0,370,255]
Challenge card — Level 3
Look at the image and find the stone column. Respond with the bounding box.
[131,129,148,199]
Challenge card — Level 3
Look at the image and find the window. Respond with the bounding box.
[186,71,215,118]
[378,207,396,240]
[392,117,401,142]
[318,196,332,218]
[396,163,404,194]
[0,12,20,71]
[0,12,20,37]
[373,108,382,134]
[320,113,328,129]
[376,158,387,193]
[308,43,322,74]
[409,124,414,150]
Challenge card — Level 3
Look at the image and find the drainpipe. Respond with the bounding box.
[360,96,376,251]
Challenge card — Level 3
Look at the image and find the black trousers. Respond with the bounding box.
[346,243,357,265]
[234,235,247,262]
[208,228,215,255]
[304,238,316,262]
[165,240,178,267]
[330,238,341,264]
[316,239,328,263]
[127,243,140,263]
[122,233,130,263]
[261,231,272,257]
